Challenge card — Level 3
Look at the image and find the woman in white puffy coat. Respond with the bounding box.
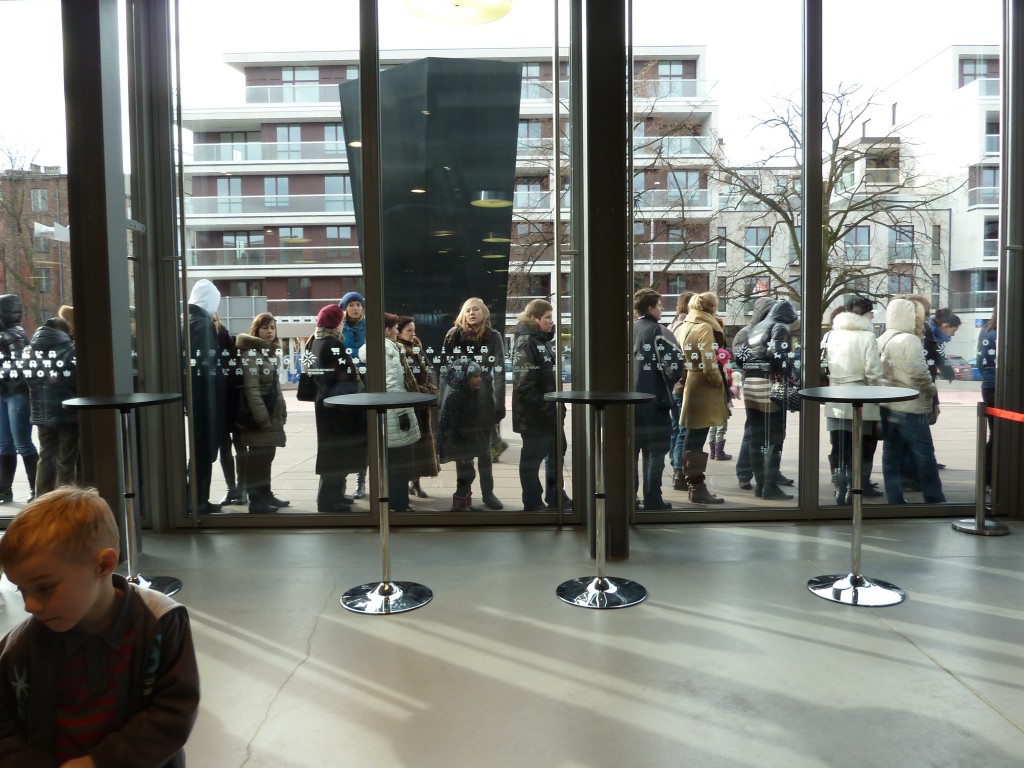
[360,313,421,512]
[876,298,944,504]
[821,297,882,505]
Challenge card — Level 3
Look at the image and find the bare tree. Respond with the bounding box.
[656,85,961,321]
[0,146,49,325]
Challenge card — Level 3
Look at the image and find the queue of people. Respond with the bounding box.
[181,280,975,515]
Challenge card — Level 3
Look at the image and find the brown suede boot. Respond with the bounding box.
[684,451,724,504]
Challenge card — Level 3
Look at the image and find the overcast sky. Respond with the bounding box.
[0,0,1002,170]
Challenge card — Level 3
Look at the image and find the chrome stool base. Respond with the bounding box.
[952,518,1009,536]
[131,575,183,597]
[341,581,433,615]
[556,576,648,609]
[808,573,905,607]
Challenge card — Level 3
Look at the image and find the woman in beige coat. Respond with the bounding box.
[676,292,728,504]
[235,312,288,513]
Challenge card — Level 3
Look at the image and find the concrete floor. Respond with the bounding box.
[2,518,1021,767]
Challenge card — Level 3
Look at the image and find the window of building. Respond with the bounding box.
[264,176,289,207]
[716,276,727,309]
[30,188,47,212]
[931,274,941,311]
[931,224,942,264]
[518,119,543,139]
[657,59,696,80]
[983,217,999,260]
[218,131,261,161]
[959,56,999,87]
[844,226,870,261]
[223,231,265,264]
[33,236,50,253]
[850,277,870,295]
[325,175,352,212]
[744,226,770,263]
[888,224,914,261]
[325,124,345,155]
[217,177,242,213]
[229,280,264,297]
[35,267,51,294]
[985,112,1000,153]
[716,227,727,262]
[326,225,354,260]
[276,125,301,159]
[279,227,305,263]
[282,65,319,102]
[522,62,541,80]
[889,273,913,294]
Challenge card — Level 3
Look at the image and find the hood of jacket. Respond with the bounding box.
[29,324,73,351]
[235,332,279,352]
[765,299,797,326]
[832,311,875,334]
[884,299,918,335]
[748,297,776,327]
[188,279,221,316]
[0,294,23,327]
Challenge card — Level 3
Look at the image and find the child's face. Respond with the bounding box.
[5,548,117,634]
[467,374,482,390]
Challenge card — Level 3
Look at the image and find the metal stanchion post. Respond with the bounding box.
[953,401,1009,536]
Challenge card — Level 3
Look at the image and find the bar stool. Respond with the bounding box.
[544,390,653,609]
[325,391,436,615]
[798,385,917,607]
[63,393,183,596]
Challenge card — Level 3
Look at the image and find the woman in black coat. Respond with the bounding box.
[25,317,78,495]
[511,299,570,511]
[310,304,367,513]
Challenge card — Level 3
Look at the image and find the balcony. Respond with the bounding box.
[632,242,711,262]
[634,78,707,100]
[888,243,917,263]
[187,193,355,217]
[718,192,769,212]
[968,186,1000,207]
[864,168,899,185]
[950,290,997,312]
[188,244,361,268]
[516,137,557,159]
[245,84,341,104]
[985,134,999,154]
[844,244,870,262]
[513,190,553,210]
[633,136,715,158]
[521,79,570,101]
[192,141,349,163]
[635,188,711,211]
[979,78,1000,97]
[984,239,999,260]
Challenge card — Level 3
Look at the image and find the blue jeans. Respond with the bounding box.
[0,393,36,457]
[669,394,685,470]
[881,410,944,503]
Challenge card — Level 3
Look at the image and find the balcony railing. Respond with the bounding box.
[520,79,570,101]
[632,242,710,262]
[245,84,342,104]
[968,187,1000,207]
[983,239,999,260]
[633,136,715,157]
[516,137,557,159]
[888,243,917,263]
[635,188,711,210]
[844,244,870,262]
[979,78,1000,97]
[188,245,361,268]
[865,168,899,185]
[192,141,349,163]
[634,78,707,100]
[950,290,997,312]
[985,134,999,154]
[187,194,355,216]
[718,192,769,211]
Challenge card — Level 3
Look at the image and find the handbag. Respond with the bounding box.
[769,378,801,412]
[237,377,279,430]
[296,337,317,402]
[820,331,831,379]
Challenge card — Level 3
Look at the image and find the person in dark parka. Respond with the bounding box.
[187,279,225,514]
[25,317,78,495]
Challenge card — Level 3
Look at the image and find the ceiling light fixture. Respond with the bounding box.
[471,190,513,208]
[482,232,512,243]
[481,252,505,259]
[402,0,512,25]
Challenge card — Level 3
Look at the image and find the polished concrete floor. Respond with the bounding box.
[2,518,1021,766]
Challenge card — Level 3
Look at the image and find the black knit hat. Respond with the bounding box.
[844,296,874,316]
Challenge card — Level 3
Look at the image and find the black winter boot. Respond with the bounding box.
[0,454,16,503]
[761,452,794,500]
[672,468,686,491]
[22,453,38,501]
[248,491,277,514]
[354,471,366,499]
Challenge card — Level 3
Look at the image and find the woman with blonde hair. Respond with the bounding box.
[677,292,728,504]
[439,297,506,511]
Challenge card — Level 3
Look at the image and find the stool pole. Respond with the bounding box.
[850,402,864,580]
[376,408,392,588]
[593,405,606,584]
[119,408,142,583]
[953,401,1009,535]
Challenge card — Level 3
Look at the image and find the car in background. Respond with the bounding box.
[946,354,974,381]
